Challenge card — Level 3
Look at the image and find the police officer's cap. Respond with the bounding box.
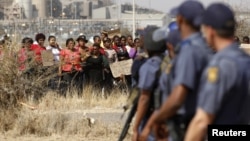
[168,21,178,31]
[152,21,179,42]
[152,25,169,41]
[144,26,166,52]
[166,30,181,47]
[195,3,235,30]
[136,25,158,37]
[170,0,204,25]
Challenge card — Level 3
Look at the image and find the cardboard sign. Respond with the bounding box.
[240,44,250,55]
[107,28,121,39]
[110,59,133,78]
[41,50,54,66]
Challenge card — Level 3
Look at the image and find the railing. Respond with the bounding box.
[0,18,129,43]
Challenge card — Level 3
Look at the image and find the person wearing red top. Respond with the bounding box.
[59,38,83,96]
[30,33,46,65]
[75,35,90,87]
[75,35,90,68]
[18,37,33,71]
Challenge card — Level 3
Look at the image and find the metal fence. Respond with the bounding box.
[0,18,130,45]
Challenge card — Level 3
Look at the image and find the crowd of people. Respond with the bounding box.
[129,1,250,141]
[0,30,145,96]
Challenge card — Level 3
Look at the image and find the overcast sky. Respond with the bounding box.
[119,0,248,13]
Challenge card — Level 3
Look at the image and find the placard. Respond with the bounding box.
[41,50,54,66]
[110,59,133,78]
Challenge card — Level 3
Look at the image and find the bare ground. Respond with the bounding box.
[0,91,133,141]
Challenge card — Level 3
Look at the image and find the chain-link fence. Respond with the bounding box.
[0,19,131,46]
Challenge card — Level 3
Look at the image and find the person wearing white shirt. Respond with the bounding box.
[46,35,62,63]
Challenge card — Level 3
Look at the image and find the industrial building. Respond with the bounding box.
[1,0,105,20]
[0,0,171,40]
[1,0,169,24]
[3,0,46,20]
[92,4,170,28]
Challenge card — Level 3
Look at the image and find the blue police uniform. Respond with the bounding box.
[175,33,213,120]
[192,2,250,125]
[134,25,166,141]
[198,43,250,124]
[160,32,213,123]
[137,56,162,141]
[138,56,162,91]
[159,58,175,104]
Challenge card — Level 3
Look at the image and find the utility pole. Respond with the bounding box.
[149,0,151,9]
[117,0,121,20]
[132,0,135,39]
[75,2,77,19]
[50,0,52,18]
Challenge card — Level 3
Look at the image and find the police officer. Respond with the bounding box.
[159,29,182,102]
[139,29,182,141]
[139,1,213,141]
[132,26,166,141]
[185,3,250,141]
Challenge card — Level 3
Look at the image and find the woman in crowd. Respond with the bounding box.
[120,36,127,48]
[112,35,129,61]
[59,38,83,96]
[75,35,90,88]
[46,35,62,64]
[128,38,139,60]
[75,35,89,52]
[104,38,118,64]
[92,35,105,55]
[85,43,109,94]
[18,37,33,71]
[103,38,117,93]
[75,35,89,66]
[100,31,108,48]
[112,35,132,91]
[126,35,134,58]
[30,33,46,65]
[46,36,62,89]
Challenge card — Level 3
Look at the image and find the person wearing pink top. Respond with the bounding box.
[59,38,83,96]
[18,37,33,71]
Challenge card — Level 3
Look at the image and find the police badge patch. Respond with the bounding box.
[207,67,218,83]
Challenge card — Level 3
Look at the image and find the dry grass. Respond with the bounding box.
[0,42,133,140]
[0,84,131,140]
[34,86,128,110]
[0,53,131,140]
[9,90,131,140]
